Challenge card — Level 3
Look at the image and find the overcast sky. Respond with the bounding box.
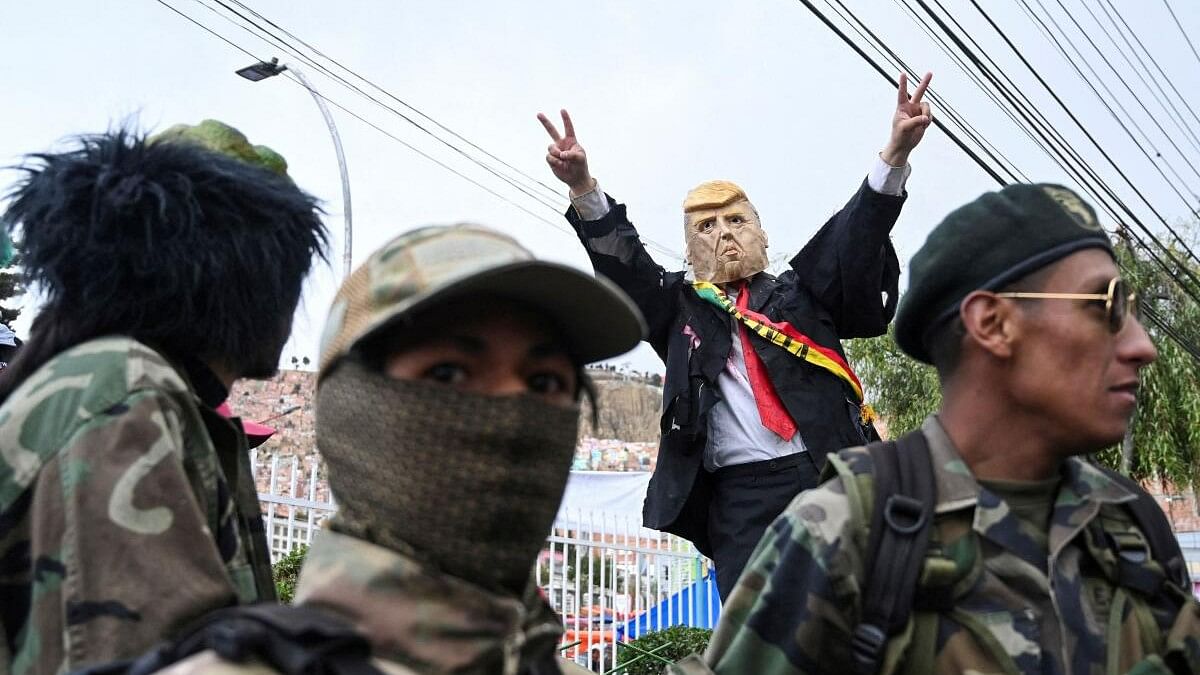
[4,0,1200,375]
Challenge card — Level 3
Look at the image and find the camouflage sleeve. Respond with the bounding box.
[703,459,867,675]
[1156,594,1200,674]
[25,389,238,670]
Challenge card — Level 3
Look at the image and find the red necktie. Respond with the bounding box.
[734,281,798,441]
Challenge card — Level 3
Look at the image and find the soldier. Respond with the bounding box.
[675,184,1200,674]
[537,72,934,599]
[130,224,644,674]
[0,122,328,672]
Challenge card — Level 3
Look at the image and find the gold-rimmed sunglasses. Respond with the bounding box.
[995,277,1139,334]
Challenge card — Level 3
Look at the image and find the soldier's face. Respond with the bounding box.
[380,297,578,408]
[684,200,769,284]
[1005,249,1157,452]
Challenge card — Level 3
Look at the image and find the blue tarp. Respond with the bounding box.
[620,569,722,639]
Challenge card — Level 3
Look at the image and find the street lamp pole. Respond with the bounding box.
[237,58,353,278]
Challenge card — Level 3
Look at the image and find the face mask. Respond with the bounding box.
[316,359,580,595]
[683,199,769,283]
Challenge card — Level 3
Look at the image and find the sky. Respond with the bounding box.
[4,0,1200,375]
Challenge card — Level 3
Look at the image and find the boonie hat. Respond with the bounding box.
[318,224,646,377]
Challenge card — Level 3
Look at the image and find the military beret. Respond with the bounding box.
[149,119,289,177]
[895,183,1113,364]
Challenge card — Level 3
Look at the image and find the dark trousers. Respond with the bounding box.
[707,451,823,600]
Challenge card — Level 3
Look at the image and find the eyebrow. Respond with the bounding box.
[443,334,487,353]
[1076,274,1114,294]
[436,335,569,361]
[530,341,570,359]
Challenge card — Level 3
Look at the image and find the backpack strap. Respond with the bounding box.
[74,603,384,675]
[1097,468,1190,594]
[852,430,936,675]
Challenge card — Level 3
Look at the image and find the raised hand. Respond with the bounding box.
[882,71,933,167]
[538,109,593,195]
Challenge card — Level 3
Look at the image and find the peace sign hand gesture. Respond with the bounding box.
[881,71,933,167]
[538,109,594,195]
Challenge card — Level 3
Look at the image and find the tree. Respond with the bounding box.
[845,324,940,439]
[1093,237,1200,491]
[845,232,1200,493]
[0,252,22,328]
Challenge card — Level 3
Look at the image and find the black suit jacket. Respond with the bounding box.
[566,179,904,556]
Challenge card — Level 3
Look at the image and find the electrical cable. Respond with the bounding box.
[193,0,686,262]
[158,0,687,262]
[1083,0,1200,159]
[1103,0,1200,146]
[790,0,1009,185]
[792,0,1200,360]
[197,0,571,216]
[1047,0,1200,185]
[223,0,568,203]
[1160,0,1200,71]
[955,0,1200,287]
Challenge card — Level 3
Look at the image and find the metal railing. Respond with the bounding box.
[250,453,718,672]
[540,509,719,672]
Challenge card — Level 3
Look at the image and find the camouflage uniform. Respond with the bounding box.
[0,337,274,674]
[161,530,592,675]
[673,416,1200,675]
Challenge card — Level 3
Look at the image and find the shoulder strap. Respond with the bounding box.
[852,430,936,675]
[74,603,384,675]
[1098,468,1190,593]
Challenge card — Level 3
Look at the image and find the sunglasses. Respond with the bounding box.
[995,277,1139,334]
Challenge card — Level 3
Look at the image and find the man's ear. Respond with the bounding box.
[959,291,1018,360]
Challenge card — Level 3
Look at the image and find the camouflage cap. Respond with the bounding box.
[317,224,646,378]
[149,119,289,176]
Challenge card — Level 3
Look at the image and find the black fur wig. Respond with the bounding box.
[0,127,328,402]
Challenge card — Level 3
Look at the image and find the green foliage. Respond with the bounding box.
[272,544,309,604]
[0,252,23,328]
[1096,240,1200,490]
[845,324,941,438]
[615,626,713,674]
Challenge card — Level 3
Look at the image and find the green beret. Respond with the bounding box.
[149,119,289,177]
[895,183,1113,364]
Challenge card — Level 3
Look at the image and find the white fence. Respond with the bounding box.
[250,453,719,673]
[542,509,719,672]
[250,451,337,560]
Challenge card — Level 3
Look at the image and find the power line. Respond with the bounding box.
[189,0,686,262]
[157,0,686,263]
[789,0,1009,185]
[1084,0,1200,159]
[1102,0,1200,150]
[791,0,1200,360]
[196,0,569,216]
[154,0,576,239]
[960,0,1200,286]
[822,0,1030,184]
[223,0,567,203]
[1160,0,1200,71]
[1046,0,1200,187]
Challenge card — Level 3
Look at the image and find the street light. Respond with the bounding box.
[237,58,354,278]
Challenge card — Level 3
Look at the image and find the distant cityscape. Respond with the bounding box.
[233,367,1200,535]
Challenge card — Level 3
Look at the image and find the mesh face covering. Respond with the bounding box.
[317,359,580,595]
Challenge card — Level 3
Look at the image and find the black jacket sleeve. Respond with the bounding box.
[789,179,905,338]
[565,197,683,361]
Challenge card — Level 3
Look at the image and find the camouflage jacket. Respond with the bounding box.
[0,337,274,675]
[674,416,1200,675]
[161,530,591,674]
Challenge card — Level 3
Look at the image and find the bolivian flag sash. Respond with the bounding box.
[693,281,866,403]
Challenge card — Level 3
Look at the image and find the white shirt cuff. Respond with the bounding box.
[867,155,911,196]
[570,179,611,221]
